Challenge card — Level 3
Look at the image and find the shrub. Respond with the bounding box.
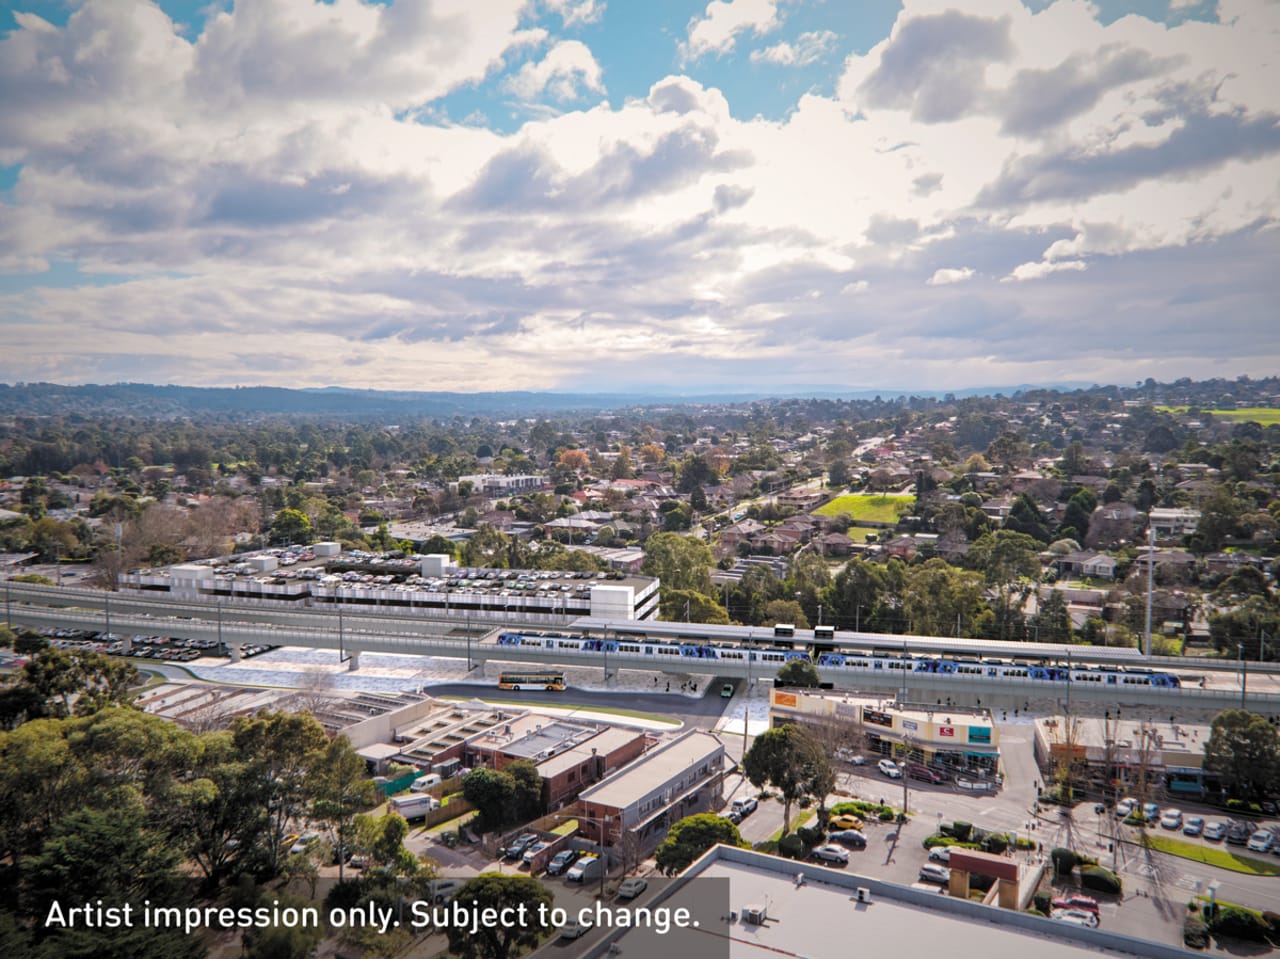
[1032,892,1052,916]
[922,835,952,849]
[878,810,895,822]
[1081,865,1122,894]
[1050,847,1079,877]
[970,873,995,893]
[797,824,825,849]
[1263,911,1280,944]
[982,833,1009,855]
[1224,798,1263,813]
[1207,903,1270,942]
[1014,837,1036,850]
[952,821,973,842]
[777,834,805,860]
[1184,914,1210,949]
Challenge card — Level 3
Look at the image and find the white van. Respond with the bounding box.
[566,854,603,883]
[390,793,441,820]
[410,773,442,792]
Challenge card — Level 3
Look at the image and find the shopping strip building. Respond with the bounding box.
[769,688,1002,778]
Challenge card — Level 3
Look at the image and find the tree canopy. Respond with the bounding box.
[444,873,554,959]
[654,813,745,876]
[743,724,834,834]
[1204,709,1280,801]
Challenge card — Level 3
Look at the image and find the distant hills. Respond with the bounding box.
[0,379,1195,419]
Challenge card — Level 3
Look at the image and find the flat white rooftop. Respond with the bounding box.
[592,848,1180,959]
[579,729,722,809]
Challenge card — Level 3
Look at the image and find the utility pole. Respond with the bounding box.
[1239,643,1247,708]
[1144,525,1155,657]
[743,629,753,758]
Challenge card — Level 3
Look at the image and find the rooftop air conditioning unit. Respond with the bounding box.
[856,887,872,904]
[741,906,767,926]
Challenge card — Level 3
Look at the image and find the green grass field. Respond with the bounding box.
[1142,834,1280,875]
[813,494,906,524]
[1157,406,1280,425]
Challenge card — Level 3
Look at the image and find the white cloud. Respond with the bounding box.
[504,40,606,101]
[927,267,974,285]
[544,0,605,27]
[683,0,784,62]
[749,30,837,67]
[1002,259,1087,282]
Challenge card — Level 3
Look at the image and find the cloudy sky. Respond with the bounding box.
[1,0,1278,395]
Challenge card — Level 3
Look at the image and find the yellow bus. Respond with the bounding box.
[497,671,566,691]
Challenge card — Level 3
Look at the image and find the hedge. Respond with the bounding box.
[982,833,1009,855]
[1206,903,1270,942]
[1183,913,1210,949]
[1051,847,1079,876]
[1081,865,1122,894]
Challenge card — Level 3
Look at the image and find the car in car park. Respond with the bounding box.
[834,748,866,765]
[829,830,867,848]
[732,797,759,817]
[1248,830,1274,853]
[503,832,539,860]
[906,764,947,784]
[1114,798,1136,818]
[617,878,648,900]
[1228,822,1254,845]
[425,879,465,903]
[812,844,850,864]
[1052,895,1099,915]
[1052,908,1100,928]
[878,759,903,779]
[560,917,593,940]
[1203,821,1228,841]
[545,849,580,876]
[1142,802,1160,821]
[566,854,603,883]
[1160,809,1183,830]
[918,864,950,884]
[1183,816,1205,837]
[289,832,320,855]
[522,841,550,866]
[829,814,864,831]
[928,846,955,864]
[720,809,743,824]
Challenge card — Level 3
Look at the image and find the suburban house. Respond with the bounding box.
[1148,507,1200,538]
[1055,550,1117,581]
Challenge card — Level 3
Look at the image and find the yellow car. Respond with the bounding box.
[829,814,864,831]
